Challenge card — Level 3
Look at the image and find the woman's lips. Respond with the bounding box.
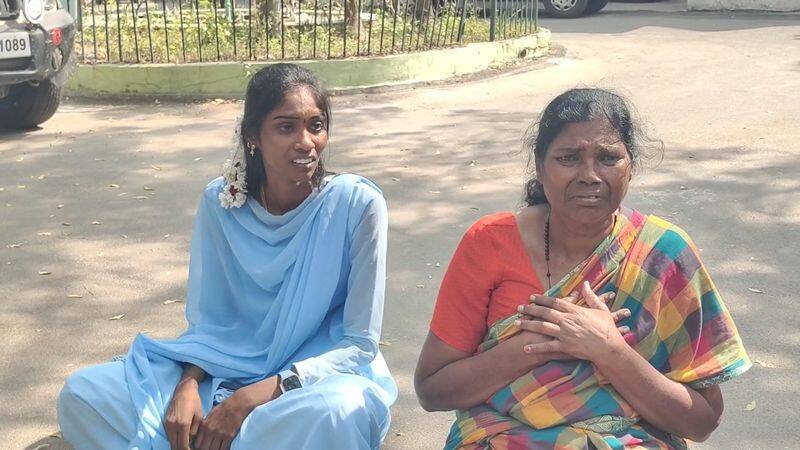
[291,157,315,168]
[573,194,603,205]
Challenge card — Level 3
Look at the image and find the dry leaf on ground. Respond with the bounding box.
[748,288,764,294]
[754,360,776,369]
[163,299,184,305]
[38,271,52,275]
[66,294,83,299]
[109,314,126,320]
[744,400,756,411]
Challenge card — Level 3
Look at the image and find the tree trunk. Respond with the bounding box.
[255,0,282,37]
[347,0,361,29]
[415,0,430,19]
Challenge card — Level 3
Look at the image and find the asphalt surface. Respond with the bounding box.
[2,1,799,449]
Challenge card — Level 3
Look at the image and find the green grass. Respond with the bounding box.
[77,0,538,63]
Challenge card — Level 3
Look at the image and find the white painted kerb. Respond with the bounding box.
[687,0,800,11]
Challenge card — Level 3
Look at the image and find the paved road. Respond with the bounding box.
[2,1,798,449]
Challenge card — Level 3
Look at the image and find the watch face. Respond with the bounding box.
[282,375,302,391]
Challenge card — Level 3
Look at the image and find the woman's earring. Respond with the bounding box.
[247,143,256,157]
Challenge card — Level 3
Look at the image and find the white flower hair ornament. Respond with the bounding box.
[219,120,250,209]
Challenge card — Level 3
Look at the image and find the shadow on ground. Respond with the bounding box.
[4,97,799,448]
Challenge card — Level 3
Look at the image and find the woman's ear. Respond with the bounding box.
[245,135,258,148]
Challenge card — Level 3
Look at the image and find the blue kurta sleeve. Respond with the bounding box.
[292,191,388,385]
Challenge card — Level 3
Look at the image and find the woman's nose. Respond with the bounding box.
[296,129,315,151]
[577,159,602,184]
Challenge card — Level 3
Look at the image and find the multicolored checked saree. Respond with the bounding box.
[445,208,750,450]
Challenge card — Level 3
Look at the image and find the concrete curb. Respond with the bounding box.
[687,0,800,11]
[65,29,551,99]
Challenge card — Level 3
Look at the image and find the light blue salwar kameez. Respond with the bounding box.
[58,174,398,450]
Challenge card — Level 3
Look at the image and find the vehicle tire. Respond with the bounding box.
[542,0,589,18]
[0,80,63,129]
[586,0,608,14]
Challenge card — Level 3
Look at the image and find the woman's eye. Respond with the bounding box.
[278,124,294,133]
[556,154,578,163]
[600,154,623,164]
[310,121,325,132]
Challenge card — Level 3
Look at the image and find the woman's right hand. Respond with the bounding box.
[164,375,204,450]
[512,291,630,364]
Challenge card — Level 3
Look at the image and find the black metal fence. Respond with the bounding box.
[66,0,538,63]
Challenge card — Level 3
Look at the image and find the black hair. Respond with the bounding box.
[240,63,332,199]
[522,88,663,205]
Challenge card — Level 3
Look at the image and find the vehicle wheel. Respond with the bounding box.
[542,0,589,18]
[586,0,608,14]
[0,80,63,129]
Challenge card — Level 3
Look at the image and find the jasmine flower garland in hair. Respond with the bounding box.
[220,118,248,209]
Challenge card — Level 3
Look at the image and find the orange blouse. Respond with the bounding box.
[430,212,545,354]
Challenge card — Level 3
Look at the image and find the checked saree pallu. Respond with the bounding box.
[445,209,751,450]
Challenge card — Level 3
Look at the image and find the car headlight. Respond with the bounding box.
[23,0,45,23]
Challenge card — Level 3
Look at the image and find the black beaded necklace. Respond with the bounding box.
[544,208,552,289]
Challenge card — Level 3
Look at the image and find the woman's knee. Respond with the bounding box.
[316,379,392,441]
[58,367,92,414]
[58,362,126,419]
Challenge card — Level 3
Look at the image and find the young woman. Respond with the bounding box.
[58,64,397,450]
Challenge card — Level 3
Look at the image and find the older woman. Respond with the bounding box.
[57,64,397,450]
[415,89,750,449]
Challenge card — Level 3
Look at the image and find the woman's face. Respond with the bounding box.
[539,119,632,226]
[256,86,328,186]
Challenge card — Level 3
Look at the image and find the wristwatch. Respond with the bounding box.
[278,369,302,394]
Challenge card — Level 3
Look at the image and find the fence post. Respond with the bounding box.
[489,0,496,41]
[226,0,234,22]
[457,0,467,42]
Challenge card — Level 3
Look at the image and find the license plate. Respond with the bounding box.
[0,33,32,60]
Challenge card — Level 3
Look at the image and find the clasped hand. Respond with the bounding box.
[515,281,631,362]
[165,378,268,450]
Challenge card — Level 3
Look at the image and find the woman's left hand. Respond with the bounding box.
[516,281,629,362]
[192,394,252,450]
[193,376,280,450]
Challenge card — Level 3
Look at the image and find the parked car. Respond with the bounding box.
[0,0,76,129]
[542,0,607,18]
